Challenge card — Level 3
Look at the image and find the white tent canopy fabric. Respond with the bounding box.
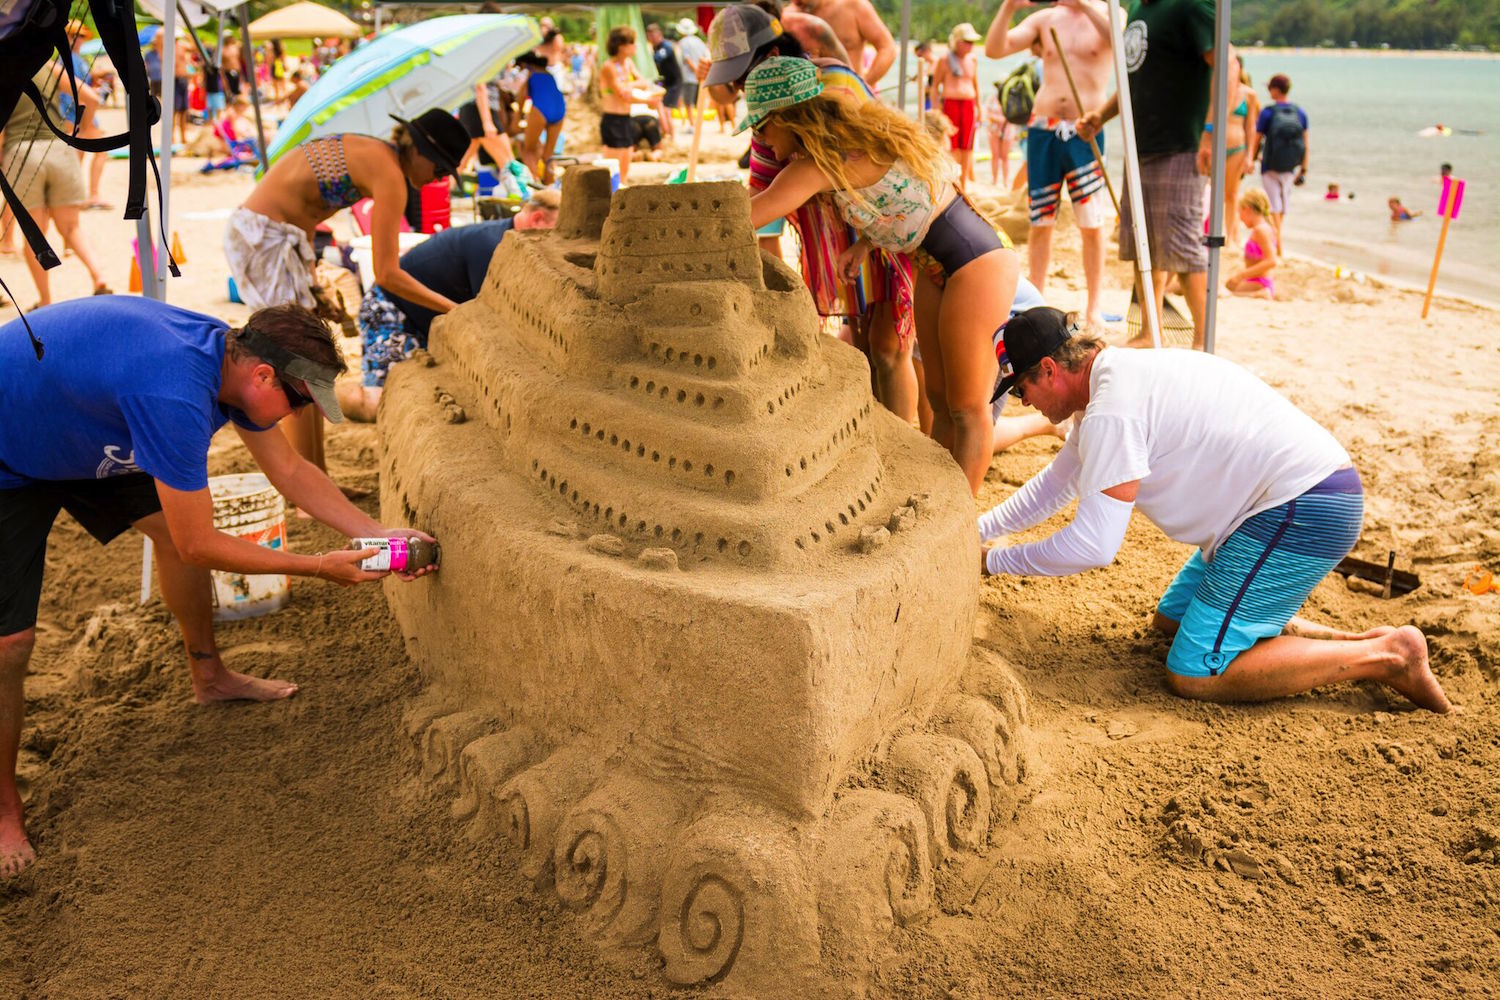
[247,1,363,40]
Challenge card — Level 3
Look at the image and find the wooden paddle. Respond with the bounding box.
[686,84,712,182]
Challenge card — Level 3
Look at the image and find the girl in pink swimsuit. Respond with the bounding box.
[1225,189,1277,299]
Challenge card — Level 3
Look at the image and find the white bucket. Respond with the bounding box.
[209,473,290,622]
[348,232,430,293]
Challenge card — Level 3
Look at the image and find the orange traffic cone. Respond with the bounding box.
[171,231,186,265]
[128,252,142,293]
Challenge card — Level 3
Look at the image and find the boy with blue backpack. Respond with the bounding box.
[1253,73,1308,255]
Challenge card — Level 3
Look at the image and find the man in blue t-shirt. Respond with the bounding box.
[0,297,436,878]
[343,192,559,421]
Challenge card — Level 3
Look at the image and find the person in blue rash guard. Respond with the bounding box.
[0,297,436,879]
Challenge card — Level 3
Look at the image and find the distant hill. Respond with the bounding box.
[879,1,1500,52]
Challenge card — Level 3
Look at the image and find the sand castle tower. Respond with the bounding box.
[380,167,1030,993]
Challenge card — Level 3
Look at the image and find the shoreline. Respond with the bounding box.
[1242,46,1499,60]
[1278,247,1500,313]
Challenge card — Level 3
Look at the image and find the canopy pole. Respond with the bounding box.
[896,0,910,110]
[238,4,270,162]
[1202,0,1231,355]
[1105,0,1160,348]
[154,0,177,295]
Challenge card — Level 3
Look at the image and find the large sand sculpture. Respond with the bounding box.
[379,167,1030,992]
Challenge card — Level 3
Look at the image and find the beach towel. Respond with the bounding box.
[223,207,316,310]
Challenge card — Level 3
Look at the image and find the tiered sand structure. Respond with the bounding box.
[379,167,1029,993]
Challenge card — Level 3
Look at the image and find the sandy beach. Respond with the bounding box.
[2,105,1498,998]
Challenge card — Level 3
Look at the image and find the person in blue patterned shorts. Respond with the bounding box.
[977,308,1452,714]
[340,191,560,421]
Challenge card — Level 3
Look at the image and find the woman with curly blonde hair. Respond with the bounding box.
[745,57,1020,494]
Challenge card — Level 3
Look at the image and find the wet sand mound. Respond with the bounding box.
[375,167,1030,991]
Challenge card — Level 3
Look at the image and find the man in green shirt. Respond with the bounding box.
[1078,0,1216,349]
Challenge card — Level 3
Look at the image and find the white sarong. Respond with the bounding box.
[223,206,316,310]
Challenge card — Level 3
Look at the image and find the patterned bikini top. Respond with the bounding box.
[832,158,955,254]
[302,135,364,210]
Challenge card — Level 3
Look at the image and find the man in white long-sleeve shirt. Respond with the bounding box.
[978,307,1450,713]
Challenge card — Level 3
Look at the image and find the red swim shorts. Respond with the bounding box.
[943,98,979,152]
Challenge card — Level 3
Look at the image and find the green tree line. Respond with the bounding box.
[873,0,1500,51]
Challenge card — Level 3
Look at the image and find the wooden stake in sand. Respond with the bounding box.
[1050,27,1154,344]
[1421,175,1465,319]
[685,85,712,183]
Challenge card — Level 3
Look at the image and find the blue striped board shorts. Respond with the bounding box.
[358,285,421,388]
[1158,466,1364,678]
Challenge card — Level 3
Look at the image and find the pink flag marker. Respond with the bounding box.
[1424,175,1466,317]
[1438,176,1466,219]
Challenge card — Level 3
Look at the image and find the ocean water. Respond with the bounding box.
[880,49,1499,305]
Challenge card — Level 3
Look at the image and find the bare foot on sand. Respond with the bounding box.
[193,667,299,704]
[1383,625,1452,713]
[1,814,35,878]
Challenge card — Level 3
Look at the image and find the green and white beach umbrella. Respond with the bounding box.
[260,14,541,173]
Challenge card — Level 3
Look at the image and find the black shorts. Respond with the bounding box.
[920,195,1005,276]
[600,112,637,149]
[0,473,162,635]
[662,85,683,110]
[458,100,506,139]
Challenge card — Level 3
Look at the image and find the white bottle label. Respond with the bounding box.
[351,537,408,572]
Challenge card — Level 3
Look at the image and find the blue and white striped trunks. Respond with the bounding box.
[1158,466,1364,678]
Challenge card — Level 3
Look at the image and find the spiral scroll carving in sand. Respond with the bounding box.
[658,809,817,988]
[495,746,602,884]
[822,789,935,929]
[554,810,627,930]
[884,733,991,863]
[661,871,745,984]
[936,694,1017,791]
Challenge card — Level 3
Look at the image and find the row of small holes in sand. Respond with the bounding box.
[765,375,808,416]
[566,417,737,487]
[504,293,568,356]
[623,374,727,412]
[612,223,738,249]
[783,402,874,479]
[634,196,723,215]
[792,471,884,551]
[597,256,744,281]
[531,457,752,558]
[645,342,730,371]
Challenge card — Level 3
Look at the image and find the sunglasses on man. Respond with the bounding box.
[279,374,316,411]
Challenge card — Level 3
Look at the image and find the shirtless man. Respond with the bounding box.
[753,0,851,65]
[930,24,982,189]
[987,0,1113,331]
[788,0,895,87]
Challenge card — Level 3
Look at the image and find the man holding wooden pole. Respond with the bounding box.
[986,0,1114,332]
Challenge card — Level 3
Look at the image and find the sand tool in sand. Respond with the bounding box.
[382,165,1032,993]
[1466,565,1497,596]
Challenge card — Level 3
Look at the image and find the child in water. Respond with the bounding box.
[1389,197,1420,221]
[1325,183,1340,201]
[1225,189,1277,299]
[744,57,1020,495]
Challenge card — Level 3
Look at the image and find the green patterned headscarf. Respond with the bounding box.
[735,56,823,134]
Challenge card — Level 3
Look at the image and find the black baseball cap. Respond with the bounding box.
[992,306,1077,403]
[389,108,469,178]
[239,326,345,423]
